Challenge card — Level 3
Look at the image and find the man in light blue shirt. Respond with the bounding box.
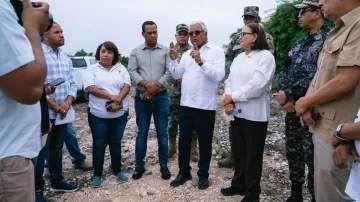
[34,22,78,199]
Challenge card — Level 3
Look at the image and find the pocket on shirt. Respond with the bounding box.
[320,43,341,72]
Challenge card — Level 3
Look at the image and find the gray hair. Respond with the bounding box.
[189,21,208,33]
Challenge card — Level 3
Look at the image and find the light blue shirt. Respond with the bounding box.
[42,43,77,119]
[0,0,41,159]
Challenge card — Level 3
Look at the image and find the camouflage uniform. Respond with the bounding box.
[278,23,330,199]
[168,43,194,138]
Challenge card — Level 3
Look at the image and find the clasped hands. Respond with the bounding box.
[53,101,71,119]
[276,90,315,126]
[223,94,234,116]
[142,82,162,101]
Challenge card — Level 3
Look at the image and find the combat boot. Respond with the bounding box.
[286,185,303,202]
[190,138,198,162]
[217,151,234,168]
[168,136,177,158]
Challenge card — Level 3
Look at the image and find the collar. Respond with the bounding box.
[141,43,162,50]
[191,42,212,50]
[41,43,62,54]
[339,6,360,27]
[96,62,121,72]
[308,23,330,39]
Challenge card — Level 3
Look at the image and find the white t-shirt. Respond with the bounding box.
[224,50,276,122]
[0,0,41,159]
[84,63,131,119]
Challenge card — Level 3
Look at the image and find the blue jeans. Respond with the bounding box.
[44,123,86,168]
[35,121,68,189]
[88,110,128,177]
[135,90,169,167]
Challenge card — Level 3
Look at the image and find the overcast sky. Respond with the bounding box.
[41,0,279,56]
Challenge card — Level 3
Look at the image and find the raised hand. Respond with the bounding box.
[22,0,50,34]
[169,42,179,60]
[190,42,202,64]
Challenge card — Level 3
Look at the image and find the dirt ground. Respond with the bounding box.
[44,90,313,202]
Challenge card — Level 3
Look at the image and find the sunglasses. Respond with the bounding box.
[177,32,188,37]
[189,30,204,37]
[298,8,318,16]
[240,32,254,37]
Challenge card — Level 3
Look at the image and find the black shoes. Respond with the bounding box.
[241,195,260,202]
[286,185,303,202]
[221,186,246,196]
[198,178,209,190]
[160,165,171,180]
[170,174,192,187]
[132,167,145,180]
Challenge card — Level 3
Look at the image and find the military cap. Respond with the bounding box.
[294,0,320,9]
[176,24,189,33]
[243,6,259,17]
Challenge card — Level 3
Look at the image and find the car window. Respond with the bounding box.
[71,58,87,68]
[89,59,97,65]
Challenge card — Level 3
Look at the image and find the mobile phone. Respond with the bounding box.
[48,78,65,88]
[105,101,123,112]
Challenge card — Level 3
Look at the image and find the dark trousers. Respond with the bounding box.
[44,123,86,168]
[178,106,215,179]
[285,113,314,197]
[35,121,68,189]
[231,117,268,197]
[88,110,129,177]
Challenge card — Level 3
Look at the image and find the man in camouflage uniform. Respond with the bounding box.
[218,6,275,168]
[168,24,198,162]
[276,1,330,201]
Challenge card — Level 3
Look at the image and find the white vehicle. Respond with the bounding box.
[71,56,97,101]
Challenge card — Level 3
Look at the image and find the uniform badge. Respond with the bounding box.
[288,49,294,58]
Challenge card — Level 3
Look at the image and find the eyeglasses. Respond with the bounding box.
[189,30,204,37]
[240,32,254,37]
[298,8,318,16]
[177,32,188,37]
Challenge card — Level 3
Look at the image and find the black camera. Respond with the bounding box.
[10,0,53,32]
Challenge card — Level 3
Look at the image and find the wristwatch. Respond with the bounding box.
[333,124,349,141]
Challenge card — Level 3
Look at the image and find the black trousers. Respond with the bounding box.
[178,106,215,179]
[231,117,268,197]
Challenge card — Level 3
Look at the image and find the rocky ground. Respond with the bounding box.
[44,90,313,202]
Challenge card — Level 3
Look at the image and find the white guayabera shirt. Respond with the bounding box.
[169,43,225,111]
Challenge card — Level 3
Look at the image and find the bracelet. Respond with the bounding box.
[334,124,350,141]
[144,82,149,88]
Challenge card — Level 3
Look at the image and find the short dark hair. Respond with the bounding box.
[246,23,269,51]
[95,41,120,65]
[142,21,157,32]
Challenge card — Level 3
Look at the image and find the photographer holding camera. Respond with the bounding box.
[0,0,49,201]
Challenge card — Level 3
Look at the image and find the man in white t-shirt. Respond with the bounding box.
[0,0,49,201]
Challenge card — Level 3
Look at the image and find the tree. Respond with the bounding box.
[120,56,129,68]
[74,49,89,56]
[263,0,304,73]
